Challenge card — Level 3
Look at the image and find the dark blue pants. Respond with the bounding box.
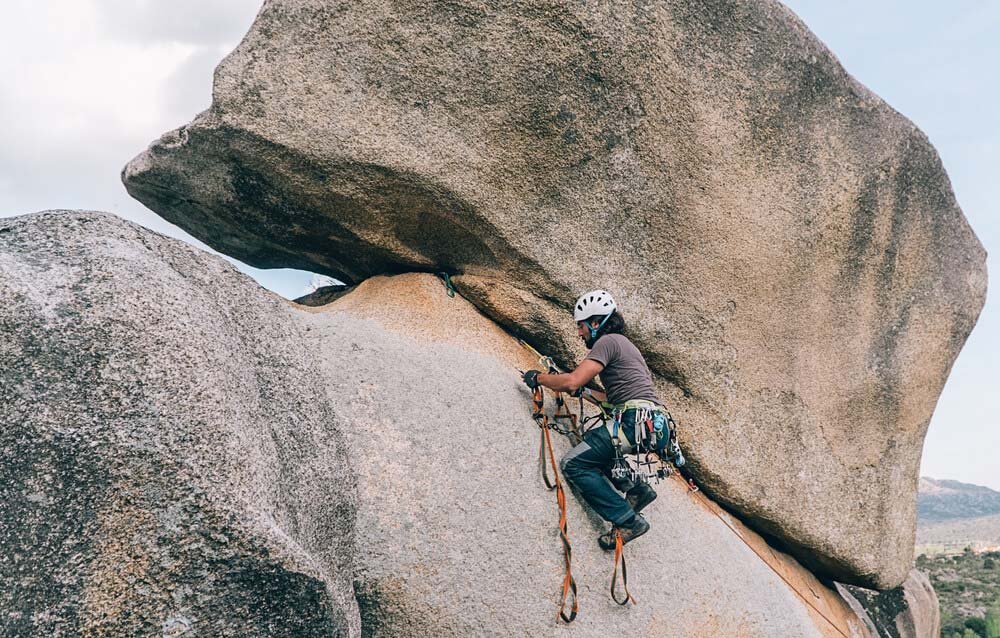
[560,411,640,526]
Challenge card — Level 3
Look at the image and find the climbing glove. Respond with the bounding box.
[522,369,542,390]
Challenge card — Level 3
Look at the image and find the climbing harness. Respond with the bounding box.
[604,401,686,487]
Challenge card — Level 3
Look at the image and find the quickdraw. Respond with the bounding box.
[437,271,457,297]
[607,405,680,486]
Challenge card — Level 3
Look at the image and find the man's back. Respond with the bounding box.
[585,334,658,405]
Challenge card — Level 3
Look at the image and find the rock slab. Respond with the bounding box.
[1,211,876,636]
[0,211,359,637]
[840,570,941,638]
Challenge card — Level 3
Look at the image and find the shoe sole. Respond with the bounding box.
[621,519,650,545]
[598,518,650,550]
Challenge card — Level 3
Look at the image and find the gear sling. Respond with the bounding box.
[604,399,685,484]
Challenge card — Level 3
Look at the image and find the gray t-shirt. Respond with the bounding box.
[584,334,659,405]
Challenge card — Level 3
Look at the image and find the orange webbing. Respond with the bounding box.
[539,427,557,489]
[534,387,557,490]
[533,386,579,623]
[610,530,635,605]
[540,393,579,487]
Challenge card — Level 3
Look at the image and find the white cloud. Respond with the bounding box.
[93,0,263,46]
[159,45,231,128]
[0,1,196,216]
[0,0,316,298]
[0,0,261,163]
[0,2,198,157]
[0,0,260,215]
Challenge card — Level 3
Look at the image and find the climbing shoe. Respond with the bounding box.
[598,515,650,551]
[626,483,657,514]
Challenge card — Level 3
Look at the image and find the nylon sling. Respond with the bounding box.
[532,385,579,623]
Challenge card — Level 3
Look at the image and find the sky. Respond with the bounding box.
[1,1,996,489]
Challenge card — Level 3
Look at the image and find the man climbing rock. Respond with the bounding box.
[522,290,662,549]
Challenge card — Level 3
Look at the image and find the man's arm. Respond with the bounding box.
[537,359,604,395]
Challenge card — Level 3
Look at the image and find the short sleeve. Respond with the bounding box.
[585,335,618,367]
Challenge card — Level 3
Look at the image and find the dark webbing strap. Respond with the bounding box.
[611,530,635,606]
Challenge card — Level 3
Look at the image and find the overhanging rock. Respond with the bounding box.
[122,0,987,588]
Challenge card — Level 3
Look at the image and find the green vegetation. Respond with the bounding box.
[941,605,1000,638]
[941,604,1000,638]
[987,605,1000,637]
[920,550,1000,637]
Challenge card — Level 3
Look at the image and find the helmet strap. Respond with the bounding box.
[590,313,612,340]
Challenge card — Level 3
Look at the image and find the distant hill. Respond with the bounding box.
[916,513,1000,550]
[918,477,1000,523]
[917,478,1000,553]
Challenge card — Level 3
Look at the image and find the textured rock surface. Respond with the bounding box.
[122,0,988,587]
[896,571,941,638]
[0,211,359,637]
[1,211,874,637]
[841,570,941,638]
[307,272,874,637]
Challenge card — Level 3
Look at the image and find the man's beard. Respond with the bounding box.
[583,332,597,349]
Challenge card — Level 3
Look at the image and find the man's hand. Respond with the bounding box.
[522,369,542,390]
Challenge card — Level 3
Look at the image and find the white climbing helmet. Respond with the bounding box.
[573,289,617,322]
